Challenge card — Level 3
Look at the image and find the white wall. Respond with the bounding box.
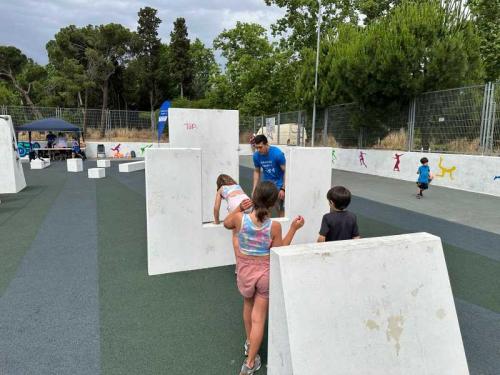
[84,141,169,158]
[0,116,26,193]
[145,146,333,275]
[169,108,240,223]
[332,148,500,196]
[268,233,469,375]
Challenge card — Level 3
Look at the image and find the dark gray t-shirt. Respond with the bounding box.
[319,210,359,241]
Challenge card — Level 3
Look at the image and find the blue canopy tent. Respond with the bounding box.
[16,118,83,152]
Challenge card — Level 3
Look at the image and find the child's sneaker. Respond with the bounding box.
[244,339,249,356]
[240,355,261,375]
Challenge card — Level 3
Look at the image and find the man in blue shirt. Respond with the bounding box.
[252,135,286,217]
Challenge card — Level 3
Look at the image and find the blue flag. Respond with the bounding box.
[157,100,171,142]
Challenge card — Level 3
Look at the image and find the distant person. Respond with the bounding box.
[213,174,251,225]
[71,136,86,160]
[416,157,433,199]
[224,181,304,375]
[55,132,67,148]
[318,186,360,242]
[252,135,286,217]
[46,131,56,148]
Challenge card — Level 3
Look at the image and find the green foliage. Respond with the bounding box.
[469,0,500,81]
[297,0,483,129]
[169,18,193,98]
[0,81,19,104]
[190,39,219,99]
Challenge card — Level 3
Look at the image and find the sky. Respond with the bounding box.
[0,0,285,65]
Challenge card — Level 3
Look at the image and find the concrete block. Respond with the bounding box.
[283,147,332,244]
[169,108,239,222]
[67,158,83,172]
[119,161,145,172]
[268,233,469,375]
[0,115,27,193]
[146,148,235,275]
[88,168,105,179]
[30,158,50,169]
[97,159,111,168]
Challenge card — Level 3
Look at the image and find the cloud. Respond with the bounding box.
[0,0,284,65]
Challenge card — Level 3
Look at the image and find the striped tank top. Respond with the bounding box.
[238,214,272,256]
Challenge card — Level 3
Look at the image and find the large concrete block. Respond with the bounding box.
[169,108,239,222]
[0,115,27,193]
[67,158,83,172]
[30,158,50,169]
[97,159,111,168]
[268,233,469,375]
[146,148,235,275]
[119,161,145,172]
[88,168,105,179]
[283,147,332,244]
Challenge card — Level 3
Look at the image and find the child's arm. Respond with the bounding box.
[224,199,253,230]
[317,235,326,242]
[213,188,223,224]
[271,216,305,247]
[352,217,360,240]
[318,215,329,243]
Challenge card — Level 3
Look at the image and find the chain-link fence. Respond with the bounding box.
[0,105,156,141]
[246,82,500,155]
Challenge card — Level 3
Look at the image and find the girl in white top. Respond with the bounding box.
[213,174,251,225]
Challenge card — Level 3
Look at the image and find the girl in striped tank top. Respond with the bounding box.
[214,174,251,225]
[224,181,304,374]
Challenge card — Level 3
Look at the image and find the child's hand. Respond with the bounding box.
[239,199,253,212]
[291,215,305,230]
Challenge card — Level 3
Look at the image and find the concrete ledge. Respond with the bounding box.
[30,159,50,169]
[67,158,83,172]
[268,233,469,375]
[88,168,105,179]
[97,159,111,168]
[119,161,145,173]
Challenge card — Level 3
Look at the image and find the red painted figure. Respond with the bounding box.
[393,153,404,171]
[359,151,367,168]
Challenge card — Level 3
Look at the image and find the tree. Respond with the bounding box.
[0,81,19,105]
[190,38,218,99]
[210,22,299,115]
[136,6,162,112]
[169,18,193,98]
[264,0,358,52]
[469,0,500,81]
[296,1,483,129]
[84,24,132,136]
[0,46,45,116]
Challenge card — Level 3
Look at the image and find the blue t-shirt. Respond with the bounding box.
[253,146,286,188]
[417,165,430,183]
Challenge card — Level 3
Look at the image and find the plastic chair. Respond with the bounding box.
[97,144,106,159]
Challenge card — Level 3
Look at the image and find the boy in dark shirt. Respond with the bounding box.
[318,186,360,242]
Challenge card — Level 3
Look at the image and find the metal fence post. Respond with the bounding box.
[297,111,301,146]
[479,82,491,154]
[277,112,281,144]
[323,107,328,146]
[407,98,416,151]
[486,83,496,154]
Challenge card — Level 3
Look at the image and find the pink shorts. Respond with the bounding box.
[236,256,270,299]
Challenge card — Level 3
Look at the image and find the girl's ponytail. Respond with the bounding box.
[252,181,279,222]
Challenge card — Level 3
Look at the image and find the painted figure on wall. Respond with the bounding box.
[111,144,124,158]
[332,149,337,165]
[140,144,153,155]
[393,153,404,171]
[436,156,457,180]
[359,151,367,168]
[494,176,500,180]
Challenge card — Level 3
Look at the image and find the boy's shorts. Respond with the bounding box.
[236,255,270,299]
[417,182,429,190]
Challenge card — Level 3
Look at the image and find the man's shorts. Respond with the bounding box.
[417,182,429,190]
[236,255,270,299]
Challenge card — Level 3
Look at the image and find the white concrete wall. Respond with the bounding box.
[283,147,332,244]
[84,141,169,158]
[145,146,333,275]
[268,233,469,375]
[169,108,240,223]
[332,148,500,196]
[0,116,26,193]
[145,148,235,275]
